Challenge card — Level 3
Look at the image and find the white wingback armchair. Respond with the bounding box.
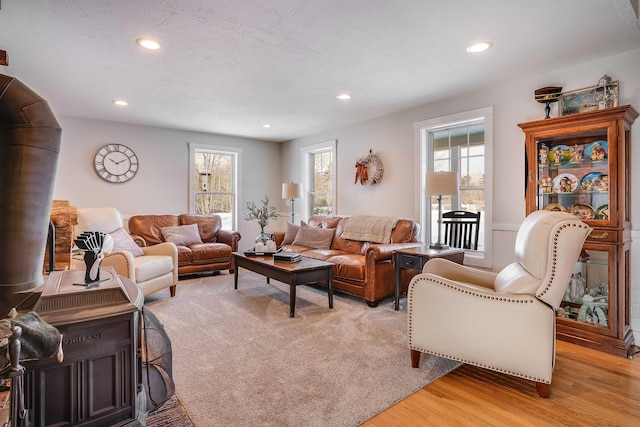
[408,210,591,397]
[75,207,178,297]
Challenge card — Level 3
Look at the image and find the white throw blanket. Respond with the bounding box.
[341,215,400,243]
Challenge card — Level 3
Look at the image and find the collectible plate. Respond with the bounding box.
[580,172,608,192]
[568,203,595,220]
[594,204,609,220]
[552,173,579,194]
[544,203,566,212]
[547,145,571,164]
[584,140,608,162]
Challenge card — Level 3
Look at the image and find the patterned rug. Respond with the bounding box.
[146,394,194,427]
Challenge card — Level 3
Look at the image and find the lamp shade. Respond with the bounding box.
[425,172,458,195]
[282,182,302,199]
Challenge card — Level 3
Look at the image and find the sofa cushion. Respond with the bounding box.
[326,254,366,281]
[179,214,221,243]
[109,227,144,257]
[176,246,194,265]
[190,243,232,264]
[161,224,203,246]
[128,215,179,245]
[301,249,349,262]
[307,216,342,229]
[134,255,175,283]
[292,221,335,249]
[281,222,300,245]
[331,218,365,254]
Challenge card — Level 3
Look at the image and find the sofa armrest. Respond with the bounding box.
[273,232,285,246]
[129,233,147,247]
[422,258,497,290]
[364,243,421,262]
[216,229,241,251]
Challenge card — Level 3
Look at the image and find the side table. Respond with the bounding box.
[394,246,465,310]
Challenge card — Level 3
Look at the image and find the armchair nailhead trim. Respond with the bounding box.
[537,222,590,299]
[408,346,550,384]
[409,277,534,303]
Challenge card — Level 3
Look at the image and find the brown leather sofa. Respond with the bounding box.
[273,215,420,306]
[128,214,241,276]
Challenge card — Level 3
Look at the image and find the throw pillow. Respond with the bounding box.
[292,221,335,249]
[161,223,203,247]
[110,227,144,257]
[281,222,300,245]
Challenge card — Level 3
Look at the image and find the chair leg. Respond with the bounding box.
[536,381,550,398]
[411,349,421,368]
[170,285,177,297]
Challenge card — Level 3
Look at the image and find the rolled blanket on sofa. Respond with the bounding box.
[341,215,400,244]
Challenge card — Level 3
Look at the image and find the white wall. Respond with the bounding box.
[281,48,640,341]
[52,116,282,251]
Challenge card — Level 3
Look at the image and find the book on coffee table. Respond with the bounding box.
[273,252,302,263]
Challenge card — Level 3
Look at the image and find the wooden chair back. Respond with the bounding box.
[443,210,481,250]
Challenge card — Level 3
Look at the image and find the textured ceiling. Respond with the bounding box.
[1,1,639,142]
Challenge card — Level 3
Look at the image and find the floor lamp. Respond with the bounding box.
[425,171,458,249]
[282,182,302,224]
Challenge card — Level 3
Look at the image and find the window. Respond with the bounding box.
[415,107,493,267]
[301,140,336,219]
[189,144,242,231]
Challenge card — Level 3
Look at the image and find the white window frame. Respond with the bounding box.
[301,140,337,220]
[414,107,493,268]
[188,143,242,231]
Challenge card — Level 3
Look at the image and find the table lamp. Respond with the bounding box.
[282,182,302,224]
[425,171,458,249]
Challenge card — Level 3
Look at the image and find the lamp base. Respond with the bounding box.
[429,243,450,250]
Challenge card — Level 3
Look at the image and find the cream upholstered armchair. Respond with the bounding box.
[75,207,178,297]
[408,210,591,397]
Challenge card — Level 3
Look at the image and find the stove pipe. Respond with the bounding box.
[0,74,62,316]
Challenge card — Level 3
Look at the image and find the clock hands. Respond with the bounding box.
[109,157,127,165]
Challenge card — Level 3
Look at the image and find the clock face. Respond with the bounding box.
[94,144,139,183]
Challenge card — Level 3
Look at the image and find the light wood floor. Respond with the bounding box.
[362,340,640,426]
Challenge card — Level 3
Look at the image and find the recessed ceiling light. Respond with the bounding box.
[336,94,351,100]
[136,38,160,50]
[466,42,492,53]
[262,124,272,128]
[112,99,128,106]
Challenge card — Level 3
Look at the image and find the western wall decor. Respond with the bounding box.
[558,75,619,116]
[354,149,383,185]
[93,143,139,183]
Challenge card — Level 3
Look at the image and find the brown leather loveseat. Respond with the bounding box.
[128,214,241,276]
[273,215,420,306]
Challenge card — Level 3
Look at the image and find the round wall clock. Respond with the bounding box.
[93,143,139,183]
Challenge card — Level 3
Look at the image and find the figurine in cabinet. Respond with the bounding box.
[570,145,584,163]
[553,147,564,164]
[539,145,548,164]
[590,141,606,161]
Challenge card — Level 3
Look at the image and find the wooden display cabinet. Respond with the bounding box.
[519,105,638,357]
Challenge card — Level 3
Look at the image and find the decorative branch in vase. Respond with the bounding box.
[244,195,279,244]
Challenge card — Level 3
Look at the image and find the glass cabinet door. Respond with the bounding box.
[556,246,616,334]
[534,126,612,227]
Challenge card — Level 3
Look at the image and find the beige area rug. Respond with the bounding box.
[144,271,460,427]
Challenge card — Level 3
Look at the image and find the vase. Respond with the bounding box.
[255,231,272,244]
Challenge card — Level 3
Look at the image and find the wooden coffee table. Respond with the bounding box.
[233,252,333,317]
